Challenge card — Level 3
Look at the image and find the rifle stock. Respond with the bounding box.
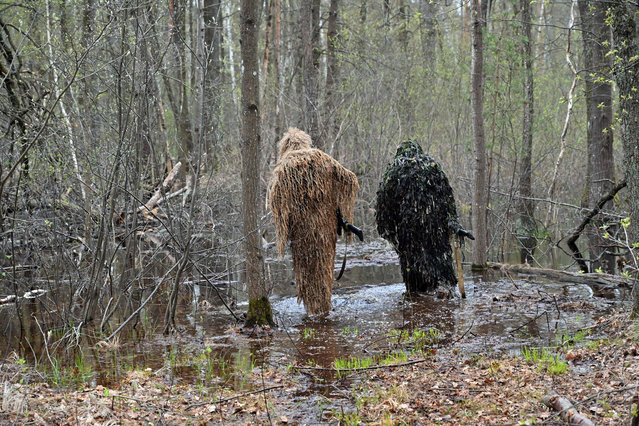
[336,209,364,242]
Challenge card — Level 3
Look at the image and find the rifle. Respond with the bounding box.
[336,209,364,242]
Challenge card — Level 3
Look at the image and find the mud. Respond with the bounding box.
[0,239,630,417]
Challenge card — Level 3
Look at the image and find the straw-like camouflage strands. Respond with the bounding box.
[268,128,359,315]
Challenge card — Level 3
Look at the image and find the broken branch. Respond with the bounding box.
[542,392,594,426]
[138,161,182,215]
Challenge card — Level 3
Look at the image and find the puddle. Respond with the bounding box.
[0,240,630,405]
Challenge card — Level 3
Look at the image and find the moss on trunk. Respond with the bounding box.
[244,296,274,327]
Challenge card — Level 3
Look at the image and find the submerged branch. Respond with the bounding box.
[292,358,429,374]
[486,262,631,288]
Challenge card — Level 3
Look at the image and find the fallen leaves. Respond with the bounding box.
[1,313,638,425]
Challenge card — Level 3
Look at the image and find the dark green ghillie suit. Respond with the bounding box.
[376,141,468,293]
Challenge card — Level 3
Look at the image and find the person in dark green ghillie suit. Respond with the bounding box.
[376,140,473,293]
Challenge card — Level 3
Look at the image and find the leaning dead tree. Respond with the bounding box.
[563,179,627,272]
[268,128,359,315]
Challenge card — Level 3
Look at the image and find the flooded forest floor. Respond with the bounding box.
[1,241,639,424]
[2,311,638,424]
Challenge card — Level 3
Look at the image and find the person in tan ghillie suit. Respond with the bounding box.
[267,128,359,315]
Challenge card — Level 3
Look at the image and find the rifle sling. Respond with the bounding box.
[335,236,348,281]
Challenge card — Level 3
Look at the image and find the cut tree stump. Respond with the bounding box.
[542,392,594,426]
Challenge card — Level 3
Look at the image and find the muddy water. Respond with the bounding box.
[0,240,629,402]
[144,239,628,393]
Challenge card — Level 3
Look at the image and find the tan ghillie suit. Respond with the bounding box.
[268,128,359,315]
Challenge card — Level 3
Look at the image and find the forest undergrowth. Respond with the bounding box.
[1,311,638,425]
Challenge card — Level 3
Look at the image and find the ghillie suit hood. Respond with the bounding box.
[268,128,359,315]
[376,140,463,292]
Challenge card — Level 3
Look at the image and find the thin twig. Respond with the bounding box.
[103,260,180,342]
[292,358,429,373]
[510,311,548,335]
[452,319,475,344]
[185,385,284,409]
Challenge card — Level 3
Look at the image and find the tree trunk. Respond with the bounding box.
[419,0,438,71]
[545,0,578,230]
[398,0,408,50]
[470,0,488,267]
[169,0,194,175]
[608,0,639,319]
[579,0,616,274]
[325,0,339,155]
[240,0,272,327]
[577,0,593,211]
[517,0,536,264]
[203,0,222,169]
[301,0,320,146]
[261,0,274,118]
[273,0,282,160]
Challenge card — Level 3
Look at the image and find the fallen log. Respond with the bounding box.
[138,161,182,215]
[486,262,632,288]
[542,392,594,426]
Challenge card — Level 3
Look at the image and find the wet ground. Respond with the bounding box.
[1,239,634,424]
[1,240,631,395]
[73,240,624,389]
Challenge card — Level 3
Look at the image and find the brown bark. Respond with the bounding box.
[240,0,272,326]
[517,0,536,265]
[579,0,616,274]
[470,0,488,267]
[301,0,320,147]
[273,0,282,160]
[260,0,273,122]
[609,0,639,319]
[325,0,339,155]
